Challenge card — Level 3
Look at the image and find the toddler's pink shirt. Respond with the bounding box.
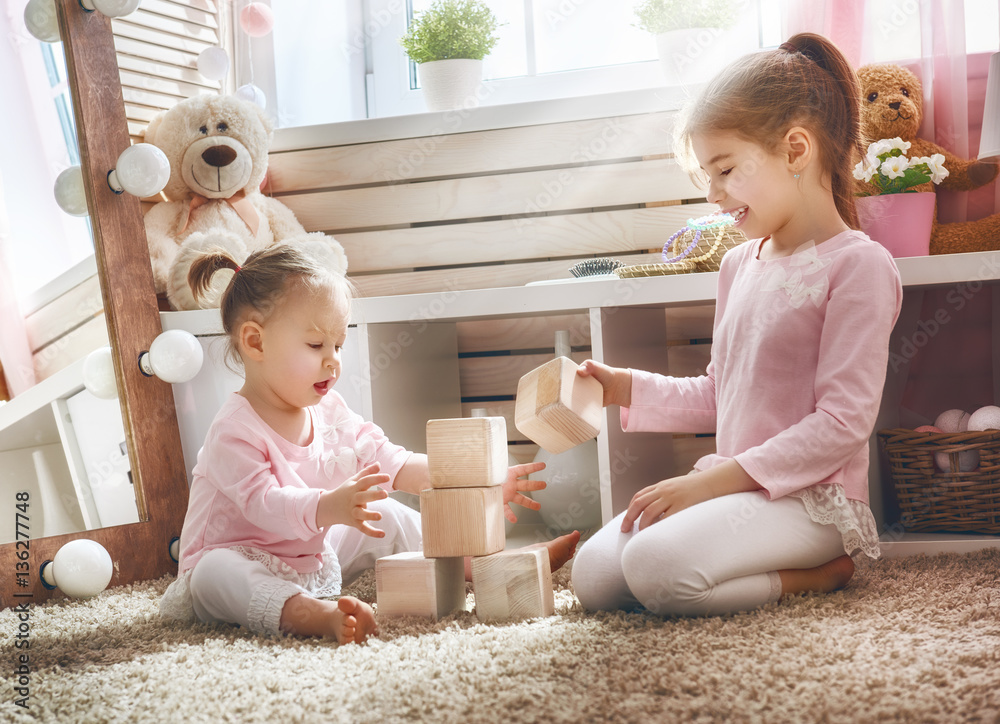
[623,230,902,503]
[176,392,412,575]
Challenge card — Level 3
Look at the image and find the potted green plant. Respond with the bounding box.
[633,0,741,85]
[399,0,502,112]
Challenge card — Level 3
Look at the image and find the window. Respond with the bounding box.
[250,0,999,129]
[256,0,778,126]
[0,15,92,307]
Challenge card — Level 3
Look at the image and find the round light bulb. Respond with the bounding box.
[108,143,170,198]
[24,0,60,43]
[235,83,267,109]
[81,0,142,17]
[82,346,119,400]
[139,329,204,384]
[197,46,230,81]
[239,2,275,37]
[41,539,114,599]
[54,166,90,217]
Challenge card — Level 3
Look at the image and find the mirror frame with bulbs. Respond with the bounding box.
[0,0,188,606]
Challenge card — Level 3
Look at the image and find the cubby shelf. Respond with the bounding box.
[161,248,1000,556]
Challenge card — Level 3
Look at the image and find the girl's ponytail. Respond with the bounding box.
[784,33,863,229]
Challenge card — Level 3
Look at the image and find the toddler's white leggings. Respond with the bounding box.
[188,497,421,634]
[570,491,847,616]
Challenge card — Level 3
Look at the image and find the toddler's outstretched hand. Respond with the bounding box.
[317,463,390,537]
[502,461,546,524]
[577,360,632,408]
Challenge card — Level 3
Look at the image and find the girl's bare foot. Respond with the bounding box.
[539,530,581,572]
[279,593,377,644]
[463,530,582,581]
[777,554,855,599]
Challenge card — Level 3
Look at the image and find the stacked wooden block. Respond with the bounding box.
[376,416,554,622]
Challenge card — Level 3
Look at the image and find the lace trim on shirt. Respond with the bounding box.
[230,545,343,599]
[787,484,881,559]
[159,570,197,623]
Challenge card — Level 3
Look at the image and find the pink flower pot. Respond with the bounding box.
[856,192,936,258]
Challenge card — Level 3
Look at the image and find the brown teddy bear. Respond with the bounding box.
[857,63,1000,254]
[143,94,347,310]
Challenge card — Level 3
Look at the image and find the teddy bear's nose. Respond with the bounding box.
[202,145,237,168]
[889,101,901,110]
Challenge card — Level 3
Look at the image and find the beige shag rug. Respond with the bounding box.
[1,550,999,723]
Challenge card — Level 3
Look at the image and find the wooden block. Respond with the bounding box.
[375,552,467,620]
[420,486,505,558]
[514,356,603,454]
[427,416,508,488]
[471,547,554,622]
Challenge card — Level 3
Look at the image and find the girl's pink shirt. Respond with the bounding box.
[176,392,412,575]
[622,230,902,503]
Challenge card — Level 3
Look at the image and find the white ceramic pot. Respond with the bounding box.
[655,27,731,86]
[418,59,484,112]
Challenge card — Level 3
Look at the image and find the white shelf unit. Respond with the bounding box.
[163,249,1000,556]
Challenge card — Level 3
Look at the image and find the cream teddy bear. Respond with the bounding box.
[143,94,347,310]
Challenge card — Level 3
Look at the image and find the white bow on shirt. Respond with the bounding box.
[762,268,829,309]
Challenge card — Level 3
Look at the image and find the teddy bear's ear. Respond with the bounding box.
[143,111,167,146]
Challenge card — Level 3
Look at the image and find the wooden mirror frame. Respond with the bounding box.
[0,0,188,606]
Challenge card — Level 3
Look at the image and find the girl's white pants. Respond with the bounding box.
[570,492,847,616]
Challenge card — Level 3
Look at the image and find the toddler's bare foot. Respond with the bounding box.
[279,593,377,644]
[777,554,855,599]
[333,596,378,644]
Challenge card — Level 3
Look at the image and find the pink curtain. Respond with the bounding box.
[0,169,37,397]
[789,0,1000,421]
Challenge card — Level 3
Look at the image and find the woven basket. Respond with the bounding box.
[877,428,1000,534]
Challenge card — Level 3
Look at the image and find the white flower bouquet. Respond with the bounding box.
[853,137,949,195]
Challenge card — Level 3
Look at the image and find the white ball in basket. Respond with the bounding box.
[967,405,1000,431]
[934,408,970,432]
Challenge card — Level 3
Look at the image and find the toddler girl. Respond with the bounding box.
[160,243,578,643]
[571,33,903,617]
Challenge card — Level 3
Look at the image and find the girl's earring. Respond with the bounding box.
[793,172,800,179]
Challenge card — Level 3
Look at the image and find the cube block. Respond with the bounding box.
[514,356,603,454]
[420,486,505,558]
[375,552,467,620]
[471,547,554,622]
[427,416,508,488]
